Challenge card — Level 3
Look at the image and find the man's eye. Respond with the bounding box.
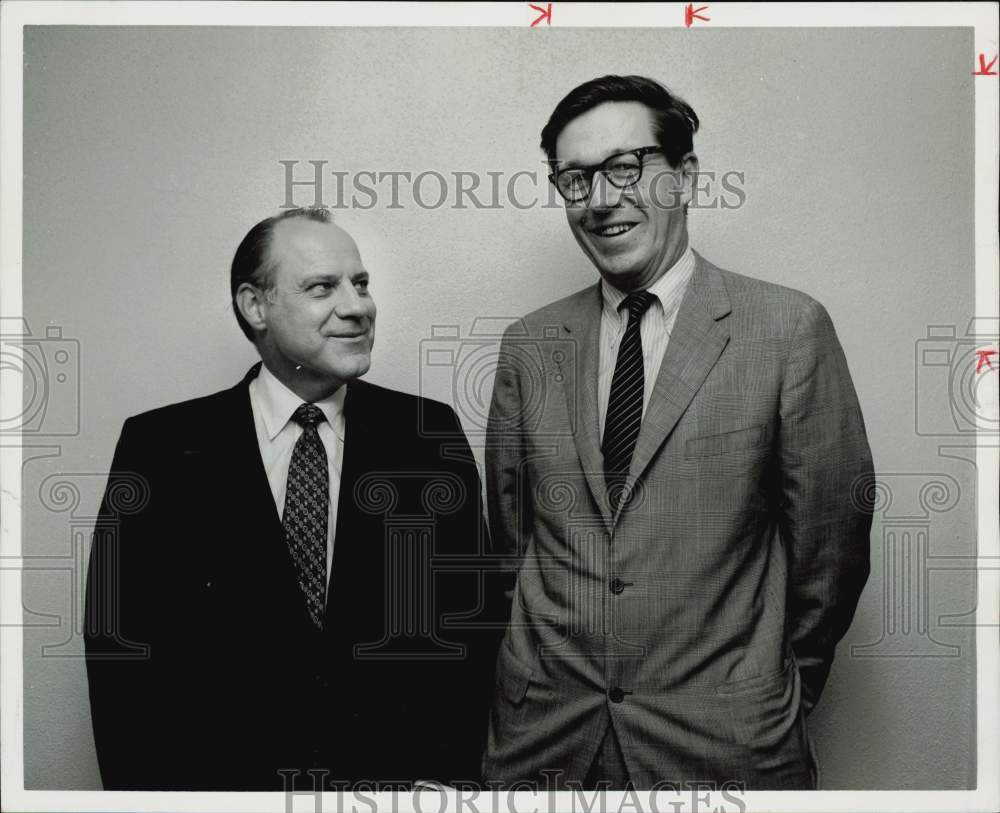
[309,283,333,295]
[606,161,640,180]
[354,279,370,292]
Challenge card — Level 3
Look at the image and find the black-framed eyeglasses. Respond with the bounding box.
[548,146,665,203]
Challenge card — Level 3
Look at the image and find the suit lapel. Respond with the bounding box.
[329,378,382,599]
[559,284,614,529]
[331,379,369,559]
[213,362,285,538]
[613,253,732,525]
[327,379,390,647]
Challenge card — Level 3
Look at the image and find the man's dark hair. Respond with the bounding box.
[540,75,699,168]
[230,207,332,342]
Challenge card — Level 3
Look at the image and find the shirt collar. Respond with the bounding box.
[254,362,347,441]
[601,243,696,322]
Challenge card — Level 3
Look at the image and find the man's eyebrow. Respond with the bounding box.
[557,148,636,169]
[298,268,368,286]
[296,273,345,290]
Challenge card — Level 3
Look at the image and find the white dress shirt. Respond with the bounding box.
[248,363,346,591]
[597,245,696,435]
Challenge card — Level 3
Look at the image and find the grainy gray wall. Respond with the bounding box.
[21,25,976,789]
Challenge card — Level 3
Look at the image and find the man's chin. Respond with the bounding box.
[294,354,371,385]
[333,356,372,382]
[596,264,645,291]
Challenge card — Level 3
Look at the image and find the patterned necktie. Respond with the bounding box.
[602,290,657,507]
[283,403,329,630]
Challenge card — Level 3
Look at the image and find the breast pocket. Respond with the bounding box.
[684,423,771,458]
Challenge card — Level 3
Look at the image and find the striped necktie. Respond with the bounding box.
[283,403,329,630]
[602,290,657,508]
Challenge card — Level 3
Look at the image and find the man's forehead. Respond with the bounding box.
[271,218,363,271]
[554,101,657,165]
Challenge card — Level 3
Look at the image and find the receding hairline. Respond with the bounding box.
[265,217,364,284]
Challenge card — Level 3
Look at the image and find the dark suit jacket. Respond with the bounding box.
[484,253,874,789]
[85,363,503,790]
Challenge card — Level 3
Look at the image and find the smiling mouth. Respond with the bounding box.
[590,223,637,237]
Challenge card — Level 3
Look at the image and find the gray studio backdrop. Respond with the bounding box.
[20,26,977,789]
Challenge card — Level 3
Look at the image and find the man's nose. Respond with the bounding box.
[587,170,625,210]
[334,285,372,319]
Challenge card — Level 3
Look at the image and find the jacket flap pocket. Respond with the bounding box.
[685,423,770,458]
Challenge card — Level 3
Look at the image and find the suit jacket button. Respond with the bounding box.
[609,578,625,595]
[609,687,626,703]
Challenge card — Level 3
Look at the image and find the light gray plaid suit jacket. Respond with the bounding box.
[483,252,874,789]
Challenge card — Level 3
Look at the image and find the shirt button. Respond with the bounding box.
[609,578,626,595]
[609,687,626,703]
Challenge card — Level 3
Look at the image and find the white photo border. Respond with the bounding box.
[1,2,997,812]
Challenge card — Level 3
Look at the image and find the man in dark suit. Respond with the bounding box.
[85,208,500,790]
[484,75,875,789]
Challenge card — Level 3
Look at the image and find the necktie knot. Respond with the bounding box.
[622,291,657,320]
[292,403,326,429]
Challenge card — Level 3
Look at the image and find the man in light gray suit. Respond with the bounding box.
[483,75,874,790]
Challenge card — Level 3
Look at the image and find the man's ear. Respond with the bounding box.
[235,282,269,335]
[678,151,700,209]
